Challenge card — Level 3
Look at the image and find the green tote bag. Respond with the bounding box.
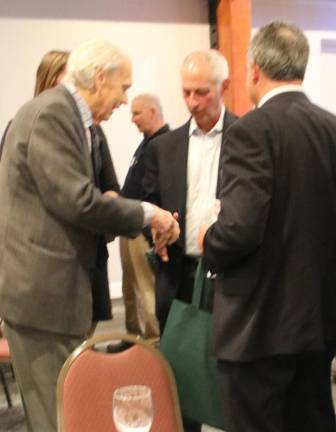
[160,260,224,429]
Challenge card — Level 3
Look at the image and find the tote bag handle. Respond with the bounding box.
[192,259,213,309]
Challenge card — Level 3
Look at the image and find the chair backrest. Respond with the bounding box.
[0,338,10,362]
[57,333,184,432]
[0,318,10,363]
[0,324,13,408]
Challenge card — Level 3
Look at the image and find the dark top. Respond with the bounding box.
[122,124,169,199]
[90,125,120,322]
[94,125,120,194]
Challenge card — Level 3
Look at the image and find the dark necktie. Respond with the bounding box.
[89,126,102,188]
[89,126,108,267]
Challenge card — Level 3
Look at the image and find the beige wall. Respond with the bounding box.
[2,0,336,297]
[252,0,336,114]
[0,0,210,297]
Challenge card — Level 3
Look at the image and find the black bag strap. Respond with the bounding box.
[192,259,206,309]
[192,258,213,309]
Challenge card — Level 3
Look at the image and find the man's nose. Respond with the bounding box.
[188,93,198,108]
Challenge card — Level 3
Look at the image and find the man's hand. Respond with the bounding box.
[152,211,179,262]
[150,206,177,235]
[104,190,119,198]
[197,224,208,255]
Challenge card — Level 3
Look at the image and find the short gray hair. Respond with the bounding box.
[182,49,229,86]
[132,93,163,116]
[64,39,128,89]
[248,21,309,81]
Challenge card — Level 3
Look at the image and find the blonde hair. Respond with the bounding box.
[34,50,69,96]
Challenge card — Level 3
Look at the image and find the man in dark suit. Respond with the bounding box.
[201,21,336,432]
[0,39,179,431]
[144,49,237,331]
[143,49,237,432]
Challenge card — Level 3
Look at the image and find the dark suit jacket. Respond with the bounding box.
[90,125,120,322]
[0,85,143,336]
[143,110,238,299]
[95,125,120,195]
[204,92,336,361]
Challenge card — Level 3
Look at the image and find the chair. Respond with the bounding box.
[0,330,12,408]
[57,333,184,432]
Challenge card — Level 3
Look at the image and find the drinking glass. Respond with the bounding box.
[113,385,153,432]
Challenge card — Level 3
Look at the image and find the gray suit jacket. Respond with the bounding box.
[0,85,143,336]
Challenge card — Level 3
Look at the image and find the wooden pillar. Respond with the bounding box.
[216,0,252,115]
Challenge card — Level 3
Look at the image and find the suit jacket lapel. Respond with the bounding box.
[216,110,237,196]
[171,121,190,238]
[58,86,94,183]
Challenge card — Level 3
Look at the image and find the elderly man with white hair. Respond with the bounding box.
[0,39,179,431]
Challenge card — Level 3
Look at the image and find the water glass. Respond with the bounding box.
[113,385,153,432]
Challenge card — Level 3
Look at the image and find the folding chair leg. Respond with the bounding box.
[0,366,12,408]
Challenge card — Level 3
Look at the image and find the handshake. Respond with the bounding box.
[149,206,180,262]
[103,191,180,261]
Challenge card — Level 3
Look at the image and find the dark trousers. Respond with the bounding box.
[217,348,336,432]
[156,256,198,333]
[183,418,202,432]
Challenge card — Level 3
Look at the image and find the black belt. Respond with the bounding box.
[182,255,199,266]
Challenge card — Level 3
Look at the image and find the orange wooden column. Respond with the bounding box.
[216,0,252,116]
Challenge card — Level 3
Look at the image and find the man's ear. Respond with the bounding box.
[93,67,106,93]
[221,77,231,93]
[251,60,260,84]
[149,107,156,119]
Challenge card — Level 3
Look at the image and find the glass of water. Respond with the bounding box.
[113,385,153,432]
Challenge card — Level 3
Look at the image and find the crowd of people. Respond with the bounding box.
[0,19,336,432]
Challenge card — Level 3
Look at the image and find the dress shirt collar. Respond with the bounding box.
[258,84,305,108]
[189,105,226,137]
[63,82,93,128]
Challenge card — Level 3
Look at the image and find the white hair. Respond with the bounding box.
[64,39,128,89]
[182,49,229,85]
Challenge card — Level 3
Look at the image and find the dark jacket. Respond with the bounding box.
[142,110,238,328]
[204,92,336,361]
[122,124,169,199]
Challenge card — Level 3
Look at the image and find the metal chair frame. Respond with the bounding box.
[56,332,184,432]
[0,319,13,408]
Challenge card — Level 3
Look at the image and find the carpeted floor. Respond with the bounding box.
[0,406,26,432]
[0,363,27,432]
[0,300,125,432]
